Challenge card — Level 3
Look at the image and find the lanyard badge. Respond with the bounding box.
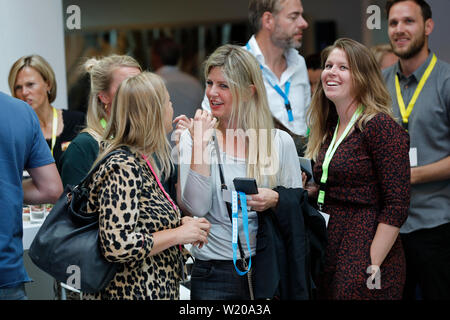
[231,191,252,276]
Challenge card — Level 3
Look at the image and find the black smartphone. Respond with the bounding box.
[233,177,258,194]
[300,165,312,183]
[299,157,315,183]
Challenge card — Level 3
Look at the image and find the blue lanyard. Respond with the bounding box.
[231,191,252,275]
[246,42,293,122]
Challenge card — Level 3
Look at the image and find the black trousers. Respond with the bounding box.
[401,222,450,300]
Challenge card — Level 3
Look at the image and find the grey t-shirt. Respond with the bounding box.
[179,129,302,260]
[383,52,450,233]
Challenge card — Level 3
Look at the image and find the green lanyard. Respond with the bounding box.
[100,118,107,129]
[317,106,364,210]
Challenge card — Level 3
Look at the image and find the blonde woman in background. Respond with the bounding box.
[83,72,210,300]
[176,45,302,300]
[9,55,85,167]
[371,43,399,70]
[59,55,141,187]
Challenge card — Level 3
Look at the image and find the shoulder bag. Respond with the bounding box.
[29,149,132,293]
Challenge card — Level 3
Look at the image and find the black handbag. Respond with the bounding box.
[29,149,131,293]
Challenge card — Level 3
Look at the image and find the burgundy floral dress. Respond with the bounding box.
[313,112,410,300]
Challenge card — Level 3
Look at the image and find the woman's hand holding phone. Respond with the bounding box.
[245,188,279,212]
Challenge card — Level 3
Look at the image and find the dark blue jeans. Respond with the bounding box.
[0,284,28,300]
[190,259,253,300]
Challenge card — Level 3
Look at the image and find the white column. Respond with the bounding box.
[0,0,68,109]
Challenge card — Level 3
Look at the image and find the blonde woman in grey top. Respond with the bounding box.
[175,45,302,300]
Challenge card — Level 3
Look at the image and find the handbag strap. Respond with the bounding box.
[69,148,134,223]
[212,133,227,190]
[141,154,177,211]
[212,132,255,299]
[141,154,185,281]
[80,148,133,188]
[212,133,247,262]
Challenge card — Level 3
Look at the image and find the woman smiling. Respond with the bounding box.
[305,38,410,300]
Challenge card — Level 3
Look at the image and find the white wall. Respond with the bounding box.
[0,0,68,109]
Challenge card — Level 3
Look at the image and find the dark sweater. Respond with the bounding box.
[47,109,85,168]
[59,131,98,188]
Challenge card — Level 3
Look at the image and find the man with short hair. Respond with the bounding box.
[383,0,450,299]
[203,0,311,156]
[0,92,62,300]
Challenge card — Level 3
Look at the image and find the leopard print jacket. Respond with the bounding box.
[82,148,189,300]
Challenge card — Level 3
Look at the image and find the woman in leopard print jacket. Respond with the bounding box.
[83,72,210,300]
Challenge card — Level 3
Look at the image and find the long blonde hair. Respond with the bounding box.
[305,38,394,161]
[204,44,277,187]
[93,72,173,179]
[83,55,142,142]
[371,43,395,67]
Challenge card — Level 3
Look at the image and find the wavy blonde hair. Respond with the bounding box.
[204,44,277,187]
[305,38,394,161]
[93,72,173,179]
[83,55,141,142]
[371,43,395,67]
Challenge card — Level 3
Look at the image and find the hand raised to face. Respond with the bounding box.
[189,109,217,147]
